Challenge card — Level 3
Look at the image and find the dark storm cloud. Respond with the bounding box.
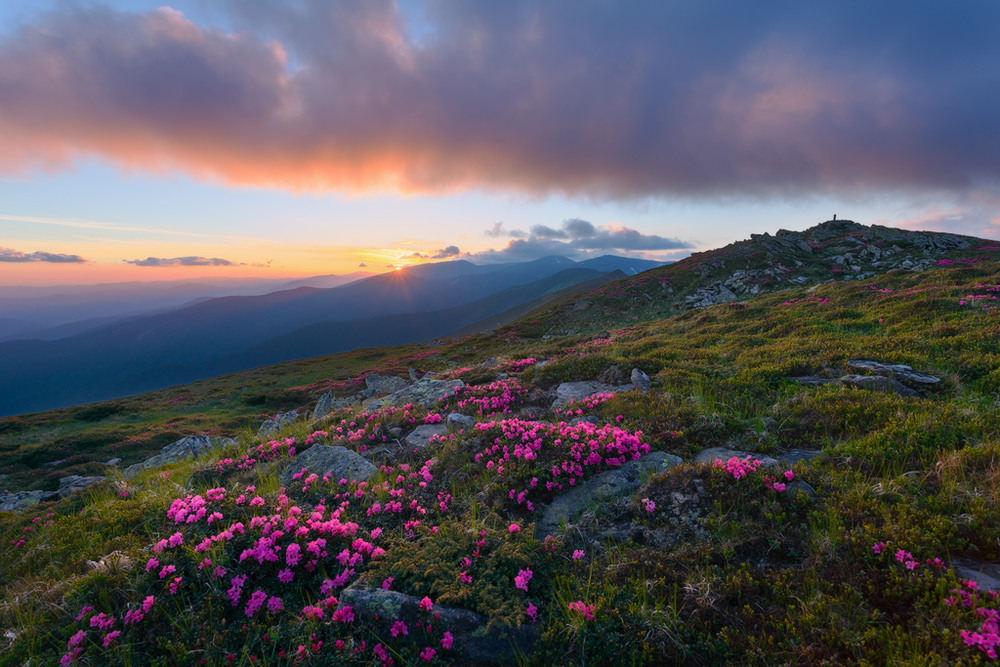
[471,219,690,261]
[0,1,998,197]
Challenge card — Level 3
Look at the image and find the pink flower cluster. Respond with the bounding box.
[568,600,596,621]
[713,455,761,479]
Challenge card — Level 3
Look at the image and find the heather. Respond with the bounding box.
[2,258,1000,664]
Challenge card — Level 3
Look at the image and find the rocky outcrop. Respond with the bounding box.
[694,447,779,467]
[125,434,235,478]
[0,475,107,512]
[339,585,536,665]
[258,411,300,438]
[536,452,683,538]
[279,445,376,487]
[446,412,476,430]
[366,378,466,410]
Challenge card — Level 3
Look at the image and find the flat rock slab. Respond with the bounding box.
[279,445,376,487]
[779,449,822,466]
[551,381,632,409]
[124,434,235,478]
[366,378,466,410]
[404,423,450,449]
[847,360,940,385]
[790,376,838,386]
[952,559,1000,592]
[695,447,780,467]
[536,451,683,538]
[56,475,105,497]
[258,410,300,438]
[840,374,919,398]
[339,585,535,665]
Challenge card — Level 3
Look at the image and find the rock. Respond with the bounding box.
[365,373,411,395]
[787,480,818,498]
[839,374,919,398]
[569,416,599,426]
[124,434,236,478]
[258,411,300,438]
[952,559,1000,592]
[846,360,941,386]
[0,490,47,513]
[313,391,335,421]
[631,368,651,394]
[85,551,134,575]
[446,413,476,430]
[366,379,466,410]
[551,381,631,409]
[339,585,536,664]
[404,424,450,449]
[536,452,683,538]
[480,357,501,369]
[597,365,628,385]
[694,447,779,467]
[573,299,591,311]
[103,458,121,466]
[279,445,376,487]
[408,367,421,381]
[778,449,822,466]
[56,475,105,497]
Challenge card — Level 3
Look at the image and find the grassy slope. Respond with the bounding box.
[0,261,999,664]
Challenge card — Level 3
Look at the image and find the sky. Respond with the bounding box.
[1,0,999,286]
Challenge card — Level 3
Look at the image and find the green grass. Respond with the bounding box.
[1,262,1000,664]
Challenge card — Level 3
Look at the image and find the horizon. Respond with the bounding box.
[2,1,1000,286]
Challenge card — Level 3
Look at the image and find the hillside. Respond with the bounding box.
[2,222,1000,664]
[0,256,654,416]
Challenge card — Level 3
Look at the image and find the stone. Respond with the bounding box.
[340,585,536,664]
[480,357,501,369]
[536,452,683,538]
[551,381,631,409]
[446,412,476,430]
[597,365,628,385]
[846,360,940,385]
[103,458,121,466]
[778,449,822,466]
[631,368,651,394]
[366,378,466,410]
[0,490,48,513]
[258,411,300,438]
[56,475,105,497]
[365,373,411,395]
[694,447,779,467]
[952,559,1000,592]
[124,434,235,478]
[404,424,450,449]
[839,374,919,398]
[279,445,376,487]
[569,416,599,426]
[408,367,421,381]
[313,390,335,421]
[573,299,591,311]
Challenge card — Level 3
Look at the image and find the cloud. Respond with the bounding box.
[407,245,461,260]
[0,247,88,263]
[471,219,690,261]
[358,262,367,267]
[0,3,998,198]
[123,256,237,267]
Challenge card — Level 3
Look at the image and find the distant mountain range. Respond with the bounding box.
[0,255,662,415]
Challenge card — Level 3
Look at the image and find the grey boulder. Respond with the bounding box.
[124,434,235,478]
[279,445,376,487]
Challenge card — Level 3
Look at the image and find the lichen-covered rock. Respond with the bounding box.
[536,452,683,538]
[313,390,335,420]
[338,585,536,665]
[631,368,651,394]
[839,374,919,397]
[551,381,631,409]
[125,434,235,478]
[366,378,466,410]
[258,410,300,437]
[365,373,411,395]
[279,445,376,487]
[404,423,449,449]
[446,412,476,430]
[846,360,940,386]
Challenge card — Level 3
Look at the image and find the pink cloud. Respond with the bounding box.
[0,3,998,198]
